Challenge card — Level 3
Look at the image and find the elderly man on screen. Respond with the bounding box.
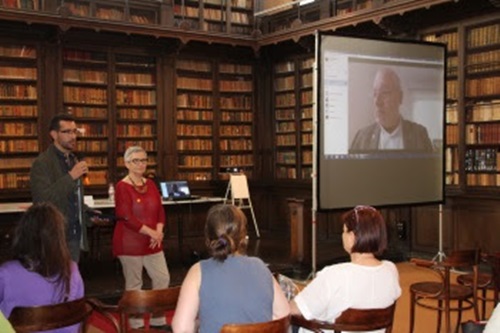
[350,68,434,152]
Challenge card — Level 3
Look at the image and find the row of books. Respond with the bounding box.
[466,50,500,73]
[219,80,252,92]
[446,104,458,124]
[118,108,156,120]
[446,172,459,186]
[219,125,252,136]
[177,60,211,73]
[177,139,213,151]
[423,31,459,52]
[220,154,253,166]
[64,87,107,104]
[63,69,107,84]
[0,122,37,136]
[219,64,252,75]
[0,138,37,152]
[0,173,29,189]
[0,157,34,169]
[301,133,313,145]
[0,83,36,99]
[0,66,36,80]
[117,140,156,151]
[465,123,500,144]
[0,105,36,117]
[465,148,499,171]
[276,108,295,120]
[466,173,500,187]
[445,147,459,173]
[275,62,295,74]
[76,141,108,152]
[276,166,297,179]
[116,124,155,136]
[447,80,458,100]
[301,91,313,105]
[276,134,296,146]
[276,121,296,133]
[117,73,155,86]
[79,124,108,137]
[221,111,252,122]
[467,101,500,122]
[276,151,297,164]
[275,76,295,92]
[116,90,156,105]
[177,77,213,91]
[466,77,500,97]
[70,107,107,119]
[275,93,296,108]
[220,139,252,150]
[177,124,212,136]
[178,155,212,167]
[177,110,213,121]
[0,45,35,58]
[177,172,211,181]
[302,151,313,164]
[177,94,213,109]
[467,23,500,48]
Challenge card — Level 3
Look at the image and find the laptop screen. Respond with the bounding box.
[160,180,191,199]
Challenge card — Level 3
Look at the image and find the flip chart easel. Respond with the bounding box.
[224,174,260,238]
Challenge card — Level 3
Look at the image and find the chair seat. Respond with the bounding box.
[411,281,473,300]
[457,273,493,289]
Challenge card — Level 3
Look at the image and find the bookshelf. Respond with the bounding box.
[218,61,254,179]
[422,29,460,187]
[274,59,298,180]
[273,55,313,181]
[175,58,214,181]
[60,0,160,25]
[173,0,253,34]
[114,53,158,181]
[0,43,39,193]
[463,19,500,187]
[62,48,109,187]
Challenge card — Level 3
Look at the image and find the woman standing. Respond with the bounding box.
[0,202,84,333]
[172,204,290,333]
[290,205,401,333]
[113,145,170,329]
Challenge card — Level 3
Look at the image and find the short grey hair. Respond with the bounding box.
[124,146,146,162]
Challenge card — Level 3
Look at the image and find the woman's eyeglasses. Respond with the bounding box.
[354,205,377,222]
[128,158,148,165]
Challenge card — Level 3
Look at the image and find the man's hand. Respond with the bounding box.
[69,161,88,180]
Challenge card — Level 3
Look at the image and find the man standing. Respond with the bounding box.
[350,68,434,152]
[30,113,91,262]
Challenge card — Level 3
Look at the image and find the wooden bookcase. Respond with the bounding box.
[422,29,460,187]
[463,19,500,188]
[114,53,158,180]
[218,61,254,179]
[0,43,39,195]
[175,58,215,181]
[175,57,256,181]
[173,0,253,35]
[422,16,500,191]
[273,55,314,180]
[62,48,109,187]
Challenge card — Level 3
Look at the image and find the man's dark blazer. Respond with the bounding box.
[29,144,91,251]
[350,119,434,152]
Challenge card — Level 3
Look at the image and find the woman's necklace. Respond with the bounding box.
[128,175,148,194]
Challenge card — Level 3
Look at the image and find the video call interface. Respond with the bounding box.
[317,33,445,209]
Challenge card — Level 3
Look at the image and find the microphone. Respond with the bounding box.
[74,153,90,186]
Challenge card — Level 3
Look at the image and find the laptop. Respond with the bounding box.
[159,180,198,200]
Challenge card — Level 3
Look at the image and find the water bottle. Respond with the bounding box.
[108,183,115,202]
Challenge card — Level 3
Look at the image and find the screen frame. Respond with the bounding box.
[315,31,447,211]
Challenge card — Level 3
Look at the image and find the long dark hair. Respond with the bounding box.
[12,202,73,300]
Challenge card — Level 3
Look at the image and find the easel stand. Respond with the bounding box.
[432,204,446,262]
[224,174,260,238]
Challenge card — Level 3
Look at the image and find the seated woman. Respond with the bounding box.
[290,205,401,333]
[0,202,84,333]
[172,204,290,333]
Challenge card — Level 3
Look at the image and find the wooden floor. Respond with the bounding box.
[82,232,495,333]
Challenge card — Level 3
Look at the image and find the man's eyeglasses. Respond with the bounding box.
[59,129,79,135]
[128,158,148,165]
[354,205,377,223]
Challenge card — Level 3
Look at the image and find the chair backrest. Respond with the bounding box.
[118,286,180,330]
[486,252,500,303]
[291,302,396,333]
[219,315,290,333]
[8,297,92,333]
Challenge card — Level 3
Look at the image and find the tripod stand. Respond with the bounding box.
[432,204,446,262]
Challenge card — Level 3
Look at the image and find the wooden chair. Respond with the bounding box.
[457,252,500,320]
[117,286,180,333]
[8,297,93,333]
[410,249,481,333]
[219,315,290,333]
[290,302,396,333]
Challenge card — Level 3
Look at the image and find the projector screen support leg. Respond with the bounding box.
[432,204,446,262]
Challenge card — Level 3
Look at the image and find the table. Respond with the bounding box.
[0,197,224,264]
